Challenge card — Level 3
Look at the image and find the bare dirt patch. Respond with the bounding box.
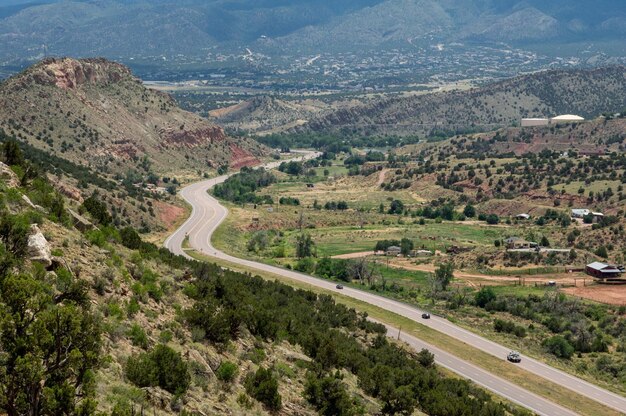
[563,285,626,306]
[155,201,186,229]
[333,251,375,259]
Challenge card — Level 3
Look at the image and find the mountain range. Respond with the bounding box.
[0,0,624,65]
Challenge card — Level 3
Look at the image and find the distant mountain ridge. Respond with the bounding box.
[0,0,624,62]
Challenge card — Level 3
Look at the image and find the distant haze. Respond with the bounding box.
[0,0,624,82]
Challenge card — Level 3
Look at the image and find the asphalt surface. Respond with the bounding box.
[165,152,626,416]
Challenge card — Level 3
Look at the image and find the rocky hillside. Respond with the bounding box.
[398,116,626,158]
[482,117,626,156]
[0,143,528,416]
[297,66,626,137]
[0,58,266,176]
[209,96,336,135]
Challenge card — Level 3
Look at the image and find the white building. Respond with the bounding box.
[550,114,585,124]
[571,209,590,218]
[521,118,549,127]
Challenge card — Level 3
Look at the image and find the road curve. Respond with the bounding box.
[165,153,625,416]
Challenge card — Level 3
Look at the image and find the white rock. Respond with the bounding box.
[21,194,45,212]
[27,224,52,268]
[0,162,19,188]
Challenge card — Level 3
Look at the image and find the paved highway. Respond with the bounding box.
[165,152,626,416]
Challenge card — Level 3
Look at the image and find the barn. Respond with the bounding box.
[585,262,623,281]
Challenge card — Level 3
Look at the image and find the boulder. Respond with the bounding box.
[0,162,19,188]
[22,194,45,211]
[187,349,215,378]
[27,224,52,268]
[68,208,95,231]
[142,387,172,410]
[55,182,83,203]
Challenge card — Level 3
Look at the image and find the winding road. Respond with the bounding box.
[165,152,626,416]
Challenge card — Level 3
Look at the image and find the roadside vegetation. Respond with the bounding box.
[212,144,626,394]
[0,139,531,415]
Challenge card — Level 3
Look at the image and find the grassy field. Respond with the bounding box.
[213,212,509,259]
[310,222,506,256]
[554,179,622,196]
[188,250,622,416]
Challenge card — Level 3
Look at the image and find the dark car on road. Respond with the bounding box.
[507,351,522,363]
[336,284,343,289]
[421,313,431,319]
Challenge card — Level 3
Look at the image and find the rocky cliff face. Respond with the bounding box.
[0,58,266,175]
[25,58,132,90]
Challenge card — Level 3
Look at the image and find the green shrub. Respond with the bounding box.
[595,246,609,259]
[247,347,266,364]
[485,214,500,225]
[82,193,112,225]
[127,297,140,317]
[126,345,190,395]
[93,275,107,296]
[304,373,359,416]
[474,287,496,308]
[159,330,173,344]
[216,361,239,382]
[120,227,142,249]
[543,335,575,359]
[274,362,296,379]
[493,319,526,338]
[295,257,316,273]
[128,324,149,349]
[237,393,253,410]
[245,367,281,411]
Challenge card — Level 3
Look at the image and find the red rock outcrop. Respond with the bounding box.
[160,126,227,148]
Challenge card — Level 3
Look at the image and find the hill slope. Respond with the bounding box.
[208,96,336,135]
[0,139,529,416]
[297,66,626,137]
[0,58,265,176]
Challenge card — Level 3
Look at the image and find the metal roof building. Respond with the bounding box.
[585,262,623,280]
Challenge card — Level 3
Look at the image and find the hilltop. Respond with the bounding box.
[0,58,265,175]
[296,66,626,137]
[0,58,267,233]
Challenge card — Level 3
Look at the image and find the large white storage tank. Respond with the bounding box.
[550,114,585,124]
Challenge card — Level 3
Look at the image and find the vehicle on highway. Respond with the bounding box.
[336,284,343,289]
[507,351,522,363]
[422,313,431,319]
